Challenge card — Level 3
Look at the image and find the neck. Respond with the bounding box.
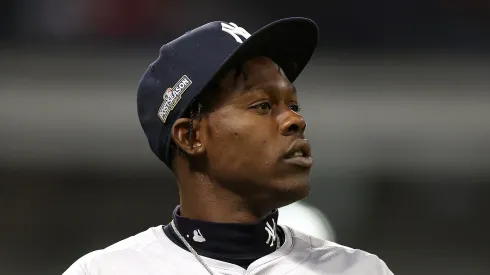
[177,173,274,223]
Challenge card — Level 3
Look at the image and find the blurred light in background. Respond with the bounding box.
[279,201,336,241]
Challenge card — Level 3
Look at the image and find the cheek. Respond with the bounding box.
[206,112,275,171]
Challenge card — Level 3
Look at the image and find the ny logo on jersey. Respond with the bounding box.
[221,22,251,43]
[265,219,277,247]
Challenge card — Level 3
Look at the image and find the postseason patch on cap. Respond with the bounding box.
[157,75,193,123]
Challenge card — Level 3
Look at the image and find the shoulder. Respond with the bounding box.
[62,227,164,275]
[285,226,394,275]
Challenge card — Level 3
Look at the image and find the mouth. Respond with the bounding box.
[283,139,313,168]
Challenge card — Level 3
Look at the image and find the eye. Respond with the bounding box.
[289,103,301,113]
[251,102,272,111]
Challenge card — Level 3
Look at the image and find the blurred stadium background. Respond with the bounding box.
[1,1,490,274]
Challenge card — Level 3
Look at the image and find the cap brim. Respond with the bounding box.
[211,17,319,85]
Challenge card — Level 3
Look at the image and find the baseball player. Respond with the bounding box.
[63,18,393,275]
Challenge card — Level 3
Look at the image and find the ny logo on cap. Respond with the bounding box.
[221,22,251,43]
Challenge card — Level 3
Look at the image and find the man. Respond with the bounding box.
[63,18,393,275]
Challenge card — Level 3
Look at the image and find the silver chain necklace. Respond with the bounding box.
[170,219,280,275]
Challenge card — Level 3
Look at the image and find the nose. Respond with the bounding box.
[278,108,306,136]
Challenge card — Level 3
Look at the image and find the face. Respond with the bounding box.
[199,57,313,205]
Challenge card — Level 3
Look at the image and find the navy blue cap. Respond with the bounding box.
[137,17,319,168]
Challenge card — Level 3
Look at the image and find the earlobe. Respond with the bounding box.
[171,118,205,156]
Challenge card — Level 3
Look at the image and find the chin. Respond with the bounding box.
[272,177,311,207]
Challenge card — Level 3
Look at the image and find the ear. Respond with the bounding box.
[171,118,205,156]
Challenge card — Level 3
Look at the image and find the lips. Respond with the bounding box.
[284,139,312,159]
[283,139,313,168]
